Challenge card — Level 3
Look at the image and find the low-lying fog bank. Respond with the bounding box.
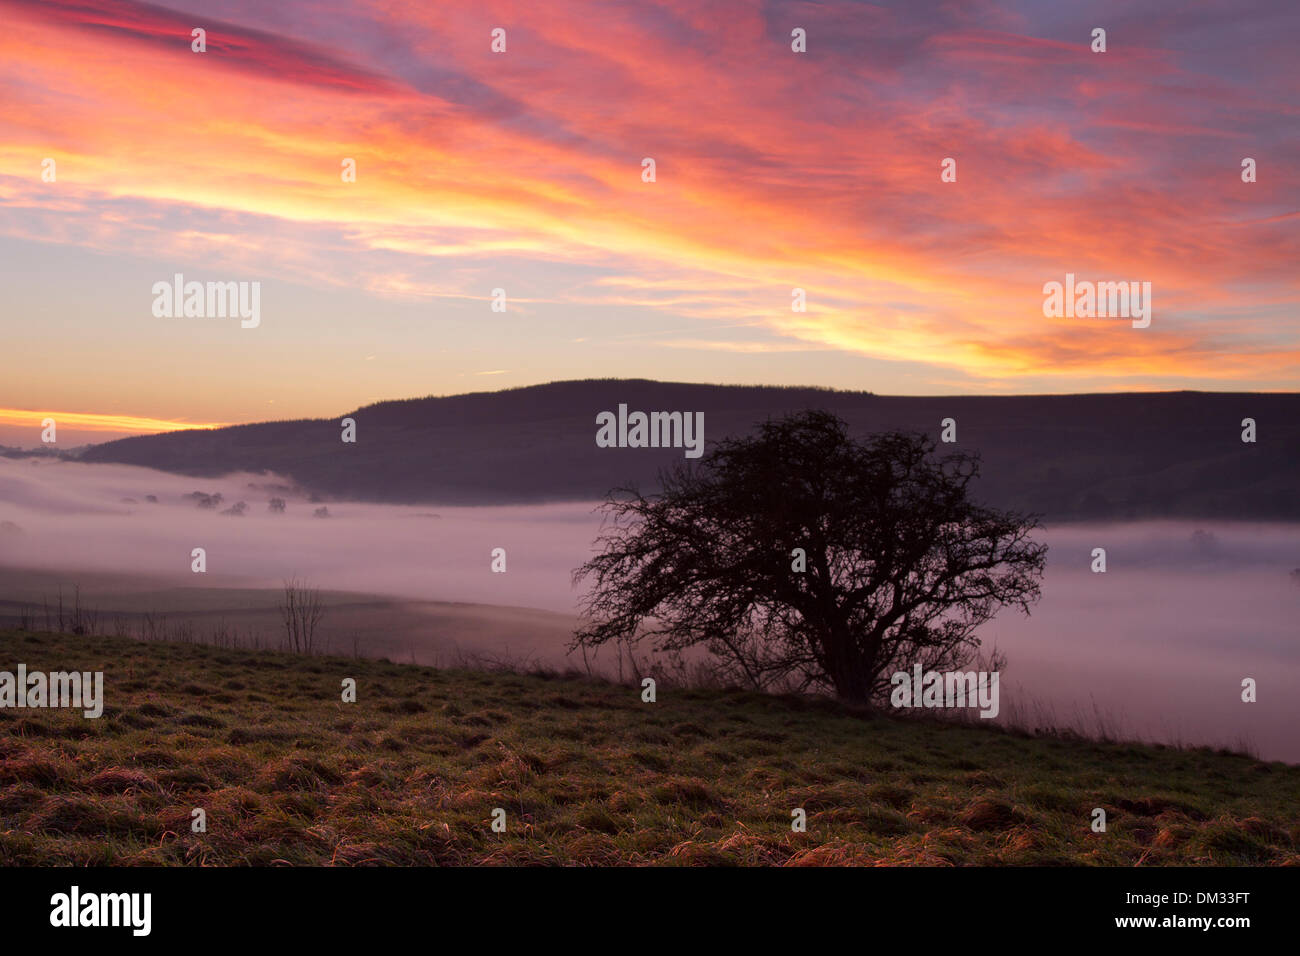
[1,458,1297,760]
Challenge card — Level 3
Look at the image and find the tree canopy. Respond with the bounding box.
[573,410,1047,704]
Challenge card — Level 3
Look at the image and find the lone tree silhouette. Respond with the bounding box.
[573,410,1047,705]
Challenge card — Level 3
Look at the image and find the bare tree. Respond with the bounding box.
[573,410,1047,705]
[280,577,326,654]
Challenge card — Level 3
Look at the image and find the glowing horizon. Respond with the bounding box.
[0,408,231,438]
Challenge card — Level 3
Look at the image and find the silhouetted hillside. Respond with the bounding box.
[78,380,1300,520]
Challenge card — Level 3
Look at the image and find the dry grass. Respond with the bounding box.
[2,628,1298,866]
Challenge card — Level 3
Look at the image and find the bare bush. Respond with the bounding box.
[280,578,326,654]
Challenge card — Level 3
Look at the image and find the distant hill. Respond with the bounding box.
[78,380,1300,520]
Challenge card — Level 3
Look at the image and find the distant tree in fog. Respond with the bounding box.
[280,578,325,654]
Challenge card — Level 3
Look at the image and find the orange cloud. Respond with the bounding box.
[0,409,230,434]
[0,0,1296,405]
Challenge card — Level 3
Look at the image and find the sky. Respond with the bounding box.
[0,0,1297,445]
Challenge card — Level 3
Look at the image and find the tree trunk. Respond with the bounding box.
[823,622,873,705]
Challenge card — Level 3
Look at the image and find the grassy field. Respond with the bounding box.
[1,628,1297,866]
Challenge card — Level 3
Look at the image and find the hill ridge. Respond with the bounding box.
[76,379,1300,519]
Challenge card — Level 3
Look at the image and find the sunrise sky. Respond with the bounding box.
[1,0,1297,445]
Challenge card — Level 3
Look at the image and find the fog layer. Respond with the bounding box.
[1,458,1297,760]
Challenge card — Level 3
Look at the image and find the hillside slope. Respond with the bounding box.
[78,380,1300,520]
[2,629,1297,866]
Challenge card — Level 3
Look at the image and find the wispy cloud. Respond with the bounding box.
[1,0,1296,424]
